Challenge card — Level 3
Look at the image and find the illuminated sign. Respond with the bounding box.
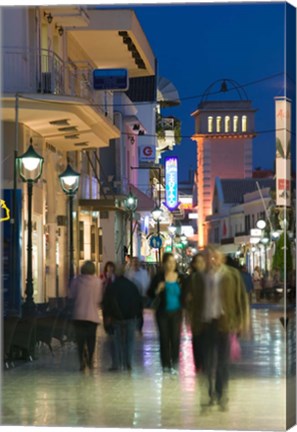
[0,200,10,222]
[164,157,180,211]
[275,97,291,206]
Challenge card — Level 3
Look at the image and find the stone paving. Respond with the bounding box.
[1,308,295,430]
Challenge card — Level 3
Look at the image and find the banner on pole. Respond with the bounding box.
[275,97,291,206]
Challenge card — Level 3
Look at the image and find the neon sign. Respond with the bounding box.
[164,157,180,211]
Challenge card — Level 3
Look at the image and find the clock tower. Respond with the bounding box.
[191,79,256,248]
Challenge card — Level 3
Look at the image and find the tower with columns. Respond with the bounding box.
[191,80,256,248]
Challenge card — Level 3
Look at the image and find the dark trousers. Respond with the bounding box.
[192,334,203,371]
[114,319,137,370]
[156,310,182,368]
[73,320,97,367]
[200,320,230,401]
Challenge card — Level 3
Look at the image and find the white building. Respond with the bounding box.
[1,7,156,303]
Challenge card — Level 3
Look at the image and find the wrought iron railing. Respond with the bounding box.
[2,47,113,118]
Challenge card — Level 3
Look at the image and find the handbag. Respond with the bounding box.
[230,333,241,362]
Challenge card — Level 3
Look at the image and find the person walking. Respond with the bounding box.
[185,253,207,372]
[147,253,185,375]
[125,257,151,333]
[195,247,250,412]
[102,266,143,371]
[69,261,103,371]
[101,261,117,369]
[253,266,263,302]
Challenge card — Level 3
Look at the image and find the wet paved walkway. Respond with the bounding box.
[1,308,295,430]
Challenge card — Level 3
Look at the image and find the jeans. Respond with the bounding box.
[113,319,137,370]
[73,320,98,368]
[200,320,230,404]
[156,310,182,369]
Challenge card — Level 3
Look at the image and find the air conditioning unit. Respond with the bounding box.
[41,72,52,94]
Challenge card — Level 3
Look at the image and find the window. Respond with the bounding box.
[245,215,250,233]
[242,115,247,132]
[252,214,255,228]
[208,116,213,132]
[216,116,222,133]
[233,115,239,132]
[225,116,230,132]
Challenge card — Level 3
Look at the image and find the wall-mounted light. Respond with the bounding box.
[44,12,53,24]
[55,24,64,36]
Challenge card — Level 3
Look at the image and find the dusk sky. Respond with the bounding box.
[132,2,296,180]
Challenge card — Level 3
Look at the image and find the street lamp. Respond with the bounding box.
[17,140,44,314]
[124,191,138,259]
[59,163,80,281]
[152,205,163,263]
[256,219,267,230]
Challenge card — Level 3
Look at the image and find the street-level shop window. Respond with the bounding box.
[242,115,247,132]
[225,116,230,132]
[208,116,213,132]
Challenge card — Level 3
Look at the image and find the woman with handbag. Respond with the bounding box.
[147,253,185,375]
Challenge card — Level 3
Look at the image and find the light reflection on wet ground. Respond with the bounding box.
[1,308,295,429]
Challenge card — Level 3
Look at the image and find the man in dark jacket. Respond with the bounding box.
[102,266,142,371]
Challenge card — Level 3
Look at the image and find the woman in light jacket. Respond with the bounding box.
[70,261,103,371]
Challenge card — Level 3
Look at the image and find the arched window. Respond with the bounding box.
[208,116,213,133]
[216,116,222,133]
[242,115,247,132]
[225,116,230,132]
[233,115,238,132]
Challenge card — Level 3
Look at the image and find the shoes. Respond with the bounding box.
[218,397,229,412]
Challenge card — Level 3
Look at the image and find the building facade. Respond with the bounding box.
[191,82,256,248]
[1,6,156,305]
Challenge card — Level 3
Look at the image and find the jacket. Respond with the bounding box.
[147,271,186,313]
[186,265,250,334]
[69,275,103,324]
[102,276,143,321]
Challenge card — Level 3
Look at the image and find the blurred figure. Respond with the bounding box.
[253,266,263,302]
[186,253,206,372]
[101,261,116,293]
[198,247,249,412]
[69,261,103,371]
[102,265,142,371]
[240,264,254,303]
[124,254,131,271]
[125,257,151,333]
[101,261,117,369]
[191,252,207,274]
[272,267,281,287]
[147,253,185,375]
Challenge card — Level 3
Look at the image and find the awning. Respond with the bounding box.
[129,184,154,212]
[79,198,125,212]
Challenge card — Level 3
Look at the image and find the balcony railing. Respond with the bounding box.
[2,47,113,119]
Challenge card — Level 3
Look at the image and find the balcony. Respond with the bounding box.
[156,114,181,158]
[2,48,114,119]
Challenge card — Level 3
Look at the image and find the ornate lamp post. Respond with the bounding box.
[124,191,138,259]
[59,163,80,281]
[17,140,44,314]
[168,224,177,250]
[152,205,163,263]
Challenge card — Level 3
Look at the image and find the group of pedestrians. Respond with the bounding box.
[69,246,250,412]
